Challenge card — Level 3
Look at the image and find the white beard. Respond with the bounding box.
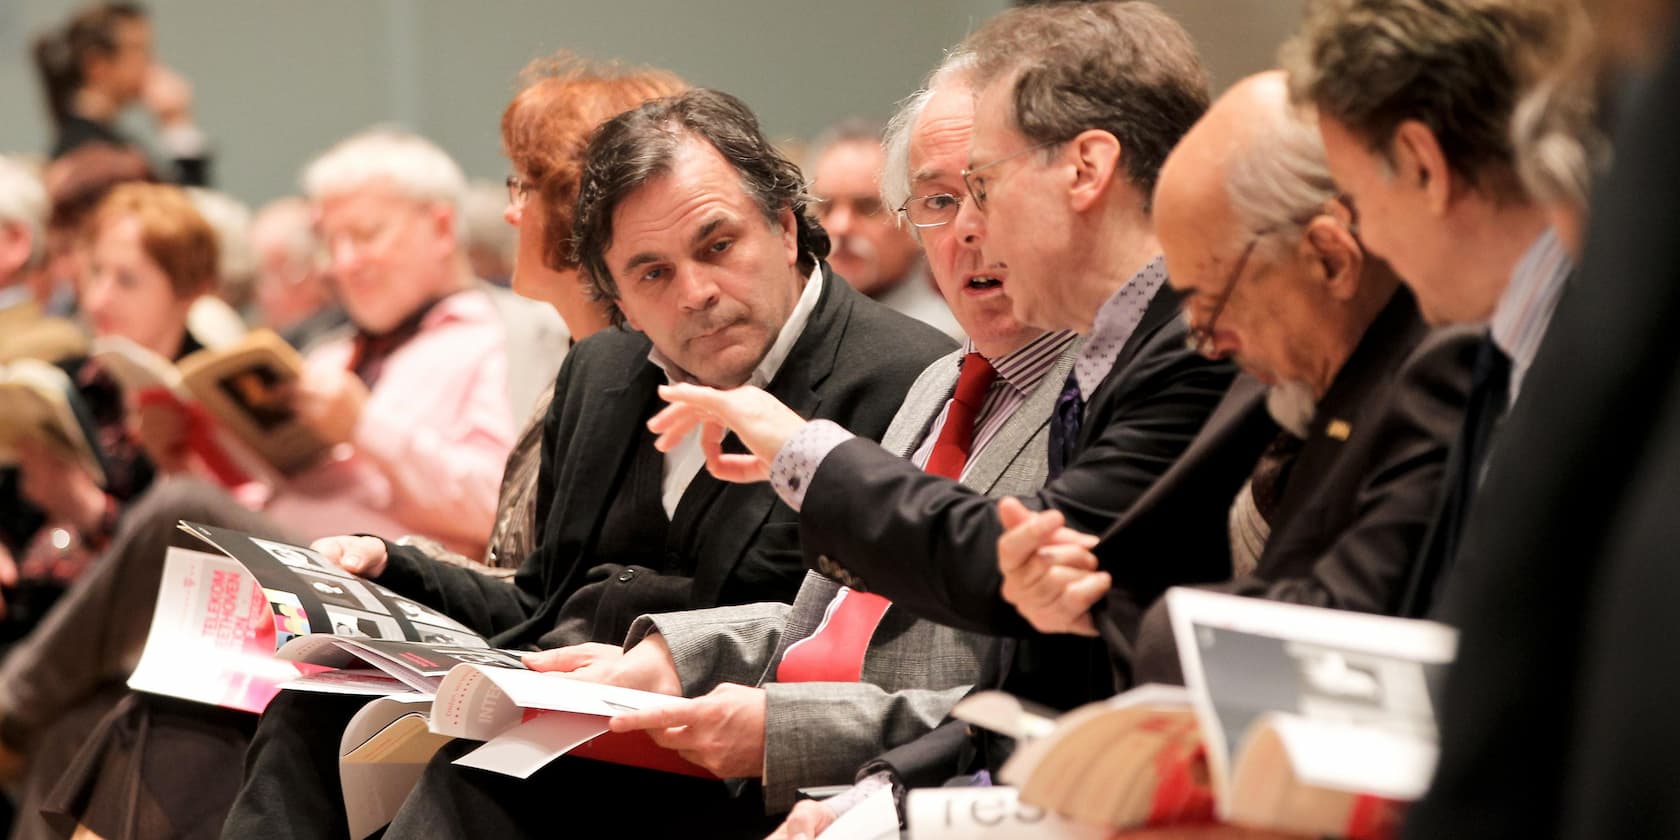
[1265,379,1318,439]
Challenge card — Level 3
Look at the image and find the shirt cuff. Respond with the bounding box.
[823,770,900,820]
[768,419,853,512]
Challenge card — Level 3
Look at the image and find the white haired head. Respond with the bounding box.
[0,155,49,272]
[301,127,466,212]
[880,49,977,219]
[1223,99,1341,255]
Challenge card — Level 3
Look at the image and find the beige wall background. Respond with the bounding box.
[0,0,1304,207]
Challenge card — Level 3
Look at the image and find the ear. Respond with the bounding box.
[1301,214,1363,302]
[776,207,799,268]
[1065,129,1123,213]
[0,222,31,279]
[429,203,457,254]
[1391,121,1453,216]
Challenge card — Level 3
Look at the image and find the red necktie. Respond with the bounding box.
[777,353,998,683]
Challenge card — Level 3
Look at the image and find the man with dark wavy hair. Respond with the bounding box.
[219,88,952,840]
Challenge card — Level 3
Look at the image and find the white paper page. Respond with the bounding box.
[817,783,899,840]
[282,669,412,696]
[451,713,610,779]
[1165,586,1458,815]
[906,787,1107,840]
[475,667,687,716]
[1269,713,1440,800]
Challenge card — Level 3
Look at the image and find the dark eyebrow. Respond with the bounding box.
[619,215,731,275]
[691,216,727,248]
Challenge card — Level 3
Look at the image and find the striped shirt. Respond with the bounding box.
[1490,228,1573,407]
[770,329,1080,511]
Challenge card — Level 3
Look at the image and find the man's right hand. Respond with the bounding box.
[310,535,389,579]
[648,383,810,483]
[522,632,682,696]
[766,799,840,840]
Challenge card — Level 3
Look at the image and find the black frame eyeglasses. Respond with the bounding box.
[1184,235,1263,358]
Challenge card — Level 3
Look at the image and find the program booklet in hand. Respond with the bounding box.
[950,589,1457,840]
[92,328,330,478]
[126,521,494,714]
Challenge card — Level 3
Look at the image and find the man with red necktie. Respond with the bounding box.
[417,57,1082,831]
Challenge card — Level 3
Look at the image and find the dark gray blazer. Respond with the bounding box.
[627,342,1079,813]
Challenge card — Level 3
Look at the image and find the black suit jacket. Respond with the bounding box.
[1126,290,1477,684]
[376,268,955,649]
[1403,30,1680,840]
[801,283,1235,641]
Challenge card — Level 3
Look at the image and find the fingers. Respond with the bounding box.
[700,422,771,483]
[309,535,385,576]
[996,504,1066,574]
[521,643,616,673]
[648,404,709,453]
[771,800,838,840]
[609,700,696,734]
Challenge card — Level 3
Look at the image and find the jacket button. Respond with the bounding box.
[617,569,637,583]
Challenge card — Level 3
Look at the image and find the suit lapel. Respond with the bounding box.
[965,341,1081,494]
[563,351,665,559]
[880,351,961,459]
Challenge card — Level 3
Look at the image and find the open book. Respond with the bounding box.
[128,524,709,839]
[951,588,1457,840]
[92,329,329,479]
[0,357,109,485]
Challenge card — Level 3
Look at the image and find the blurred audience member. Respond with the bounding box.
[40,142,153,317]
[184,186,258,325]
[810,119,964,340]
[461,178,516,286]
[0,156,85,364]
[32,2,211,186]
[249,197,345,352]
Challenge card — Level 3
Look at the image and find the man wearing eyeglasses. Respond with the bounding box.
[808,119,964,341]
[651,1,1236,749]
[997,71,1476,690]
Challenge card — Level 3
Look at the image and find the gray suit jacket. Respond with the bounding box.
[626,342,1079,813]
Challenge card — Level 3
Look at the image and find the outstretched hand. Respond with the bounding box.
[648,383,809,484]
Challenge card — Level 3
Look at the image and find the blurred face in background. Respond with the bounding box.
[811,140,921,296]
[316,181,457,334]
[86,17,154,104]
[81,214,193,356]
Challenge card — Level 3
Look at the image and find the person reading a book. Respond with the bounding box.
[16,59,689,840]
[248,197,345,353]
[0,129,534,839]
[3,182,213,600]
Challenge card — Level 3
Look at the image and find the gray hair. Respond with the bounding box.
[1224,102,1340,253]
[301,127,466,213]
[880,49,977,218]
[0,155,48,270]
[186,187,257,290]
[1511,74,1610,210]
[249,197,318,271]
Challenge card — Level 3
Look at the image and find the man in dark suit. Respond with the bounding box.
[651,4,1234,785]
[218,89,953,840]
[996,72,1475,688]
